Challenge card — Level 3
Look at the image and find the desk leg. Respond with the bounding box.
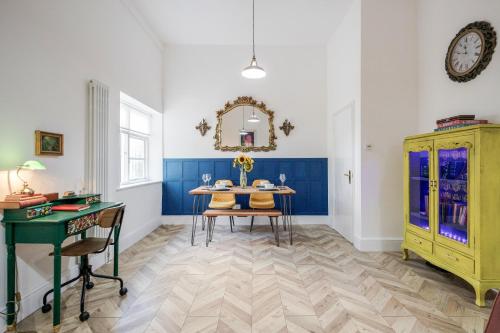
[53,244,62,333]
[6,243,16,332]
[114,225,121,277]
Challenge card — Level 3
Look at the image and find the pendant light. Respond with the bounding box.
[248,106,260,123]
[241,0,266,79]
[239,106,249,135]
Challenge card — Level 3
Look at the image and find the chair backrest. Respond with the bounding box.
[95,204,125,253]
[252,179,270,187]
[486,292,500,333]
[215,179,234,186]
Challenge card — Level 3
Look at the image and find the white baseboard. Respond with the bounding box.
[0,217,162,332]
[353,235,403,252]
[161,215,329,225]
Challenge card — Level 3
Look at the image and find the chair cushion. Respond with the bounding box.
[249,198,276,209]
[50,237,109,257]
[209,200,236,209]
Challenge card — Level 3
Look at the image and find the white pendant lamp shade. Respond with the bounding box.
[242,57,266,79]
[242,0,266,79]
[248,108,260,122]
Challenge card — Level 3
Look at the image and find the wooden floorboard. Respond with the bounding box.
[17,223,492,332]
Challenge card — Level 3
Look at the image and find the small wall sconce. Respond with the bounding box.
[279,119,295,136]
[196,118,211,136]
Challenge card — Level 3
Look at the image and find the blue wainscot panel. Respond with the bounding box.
[162,158,328,215]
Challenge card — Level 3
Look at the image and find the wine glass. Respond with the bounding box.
[202,174,208,187]
[279,173,286,188]
[206,173,212,187]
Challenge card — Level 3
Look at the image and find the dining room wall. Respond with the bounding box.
[416,0,500,132]
[162,44,327,158]
[0,0,163,326]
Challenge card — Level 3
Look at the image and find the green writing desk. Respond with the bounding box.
[1,195,122,332]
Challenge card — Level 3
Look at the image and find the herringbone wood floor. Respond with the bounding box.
[17,223,493,333]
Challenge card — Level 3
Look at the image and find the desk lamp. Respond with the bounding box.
[15,160,46,195]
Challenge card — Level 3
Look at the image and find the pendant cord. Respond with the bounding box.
[252,0,255,58]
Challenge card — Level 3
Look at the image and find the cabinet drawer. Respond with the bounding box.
[435,245,474,275]
[406,233,433,255]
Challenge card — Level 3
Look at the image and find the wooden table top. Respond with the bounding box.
[189,186,296,195]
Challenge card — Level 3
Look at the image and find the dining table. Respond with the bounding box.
[188,186,296,246]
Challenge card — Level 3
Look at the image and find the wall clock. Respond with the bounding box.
[445,21,496,82]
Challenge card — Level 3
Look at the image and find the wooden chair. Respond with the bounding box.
[41,205,127,322]
[208,179,236,231]
[249,179,276,231]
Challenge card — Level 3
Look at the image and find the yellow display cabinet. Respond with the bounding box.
[402,125,500,306]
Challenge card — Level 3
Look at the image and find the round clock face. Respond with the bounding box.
[450,31,483,74]
[445,21,496,82]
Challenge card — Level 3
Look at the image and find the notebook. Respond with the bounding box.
[52,204,90,212]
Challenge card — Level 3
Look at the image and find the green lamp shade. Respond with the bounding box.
[20,160,46,170]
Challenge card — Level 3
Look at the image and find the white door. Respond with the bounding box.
[332,103,354,242]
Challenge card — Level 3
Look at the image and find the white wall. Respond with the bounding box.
[327,0,418,251]
[326,0,362,236]
[417,0,500,131]
[163,45,327,158]
[0,0,163,326]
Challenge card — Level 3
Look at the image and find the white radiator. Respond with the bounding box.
[86,80,109,241]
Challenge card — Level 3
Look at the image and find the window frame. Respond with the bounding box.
[119,97,153,186]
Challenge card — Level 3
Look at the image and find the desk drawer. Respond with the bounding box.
[66,213,98,236]
[406,232,433,255]
[435,244,474,275]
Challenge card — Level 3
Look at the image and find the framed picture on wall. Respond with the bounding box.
[35,130,64,156]
[241,131,255,147]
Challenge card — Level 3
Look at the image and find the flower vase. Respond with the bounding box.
[240,168,248,188]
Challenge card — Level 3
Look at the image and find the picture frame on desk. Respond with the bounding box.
[35,130,64,156]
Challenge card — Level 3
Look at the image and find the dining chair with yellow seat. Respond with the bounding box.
[208,179,236,231]
[249,179,276,232]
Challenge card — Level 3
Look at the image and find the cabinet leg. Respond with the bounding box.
[402,248,409,261]
[474,285,487,307]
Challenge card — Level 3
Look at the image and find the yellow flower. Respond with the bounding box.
[244,163,253,172]
[238,155,246,164]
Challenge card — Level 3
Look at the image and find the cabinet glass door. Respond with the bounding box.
[408,150,431,231]
[437,147,468,244]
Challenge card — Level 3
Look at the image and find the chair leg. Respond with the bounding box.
[229,216,233,232]
[210,217,216,241]
[88,269,127,296]
[42,269,83,312]
[79,269,89,321]
[269,216,274,232]
[250,216,254,232]
[206,217,211,247]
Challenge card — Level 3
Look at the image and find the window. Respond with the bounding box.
[120,93,154,185]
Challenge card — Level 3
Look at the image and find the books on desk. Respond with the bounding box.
[0,194,48,209]
[52,204,91,212]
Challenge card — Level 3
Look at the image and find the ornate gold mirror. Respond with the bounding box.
[214,96,277,152]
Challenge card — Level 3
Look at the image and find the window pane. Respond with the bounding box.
[129,159,145,180]
[120,132,128,183]
[130,109,151,134]
[129,137,145,158]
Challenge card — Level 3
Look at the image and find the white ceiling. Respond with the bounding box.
[129,0,352,46]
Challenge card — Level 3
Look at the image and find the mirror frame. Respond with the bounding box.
[214,96,277,152]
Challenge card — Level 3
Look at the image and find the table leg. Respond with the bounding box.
[279,194,286,231]
[191,195,200,246]
[6,243,16,332]
[287,195,293,245]
[201,195,207,231]
[53,243,62,332]
[113,224,121,277]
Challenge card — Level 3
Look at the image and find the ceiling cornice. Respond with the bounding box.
[120,0,165,51]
